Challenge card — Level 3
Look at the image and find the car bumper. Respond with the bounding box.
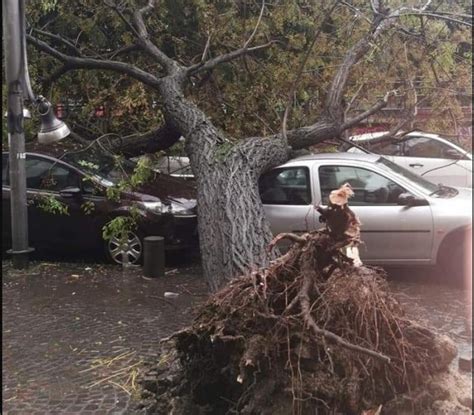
[141,213,199,251]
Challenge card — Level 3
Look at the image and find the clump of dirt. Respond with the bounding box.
[137,186,462,414]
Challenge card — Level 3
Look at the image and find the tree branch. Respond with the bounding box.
[200,33,212,62]
[105,43,140,59]
[186,1,273,76]
[281,1,340,146]
[243,0,266,49]
[325,9,395,120]
[41,64,72,90]
[105,0,142,39]
[341,91,396,129]
[187,41,277,76]
[395,10,472,27]
[31,27,82,56]
[111,122,182,157]
[131,0,181,73]
[27,34,162,89]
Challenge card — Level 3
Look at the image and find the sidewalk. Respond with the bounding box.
[2,261,208,414]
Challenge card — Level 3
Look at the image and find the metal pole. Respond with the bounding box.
[3,0,33,269]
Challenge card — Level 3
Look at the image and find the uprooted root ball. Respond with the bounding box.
[138,230,457,415]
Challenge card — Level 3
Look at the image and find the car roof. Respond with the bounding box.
[349,130,450,143]
[285,152,381,164]
[346,130,471,155]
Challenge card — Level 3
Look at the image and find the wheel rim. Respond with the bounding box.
[108,231,142,265]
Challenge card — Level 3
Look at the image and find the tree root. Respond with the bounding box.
[137,189,457,414]
[137,228,457,414]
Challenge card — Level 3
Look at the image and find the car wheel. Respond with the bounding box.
[106,229,143,265]
[438,234,470,285]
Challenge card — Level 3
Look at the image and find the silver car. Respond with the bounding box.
[260,153,472,280]
[346,131,472,187]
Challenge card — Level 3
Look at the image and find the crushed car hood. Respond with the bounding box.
[125,173,197,208]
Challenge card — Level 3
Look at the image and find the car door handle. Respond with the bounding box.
[409,163,424,168]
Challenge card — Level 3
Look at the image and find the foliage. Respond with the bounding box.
[23,1,471,143]
[36,194,69,215]
[80,200,95,215]
[101,157,154,242]
[77,160,99,171]
[102,208,139,242]
[130,156,153,187]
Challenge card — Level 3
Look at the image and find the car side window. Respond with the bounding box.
[2,154,8,185]
[403,136,459,159]
[370,140,402,156]
[259,167,311,205]
[318,165,406,206]
[81,176,105,196]
[26,156,80,192]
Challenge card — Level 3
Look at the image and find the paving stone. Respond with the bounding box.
[2,260,207,414]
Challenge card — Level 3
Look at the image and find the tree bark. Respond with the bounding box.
[157,76,289,289]
[112,122,182,157]
[196,138,289,290]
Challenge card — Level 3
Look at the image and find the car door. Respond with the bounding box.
[260,166,319,237]
[396,136,469,187]
[314,163,434,263]
[24,154,105,253]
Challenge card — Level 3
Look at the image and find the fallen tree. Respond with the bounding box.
[28,1,473,289]
[136,185,464,414]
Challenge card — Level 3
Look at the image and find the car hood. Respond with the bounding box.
[429,186,472,223]
[124,173,197,207]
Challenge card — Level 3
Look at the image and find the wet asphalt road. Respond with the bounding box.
[2,260,472,414]
[386,268,472,366]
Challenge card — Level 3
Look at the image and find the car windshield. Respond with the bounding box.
[376,157,439,194]
[63,149,136,185]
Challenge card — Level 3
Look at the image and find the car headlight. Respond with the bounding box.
[139,201,163,213]
[139,201,196,217]
[165,202,196,217]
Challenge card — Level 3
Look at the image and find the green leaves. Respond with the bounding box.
[102,215,137,242]
[39,0,58,13]
[130,157,153,188]
[37,195,69,216]
[77,160,99,170]
[80,200,95,215]
[25,0,471,143]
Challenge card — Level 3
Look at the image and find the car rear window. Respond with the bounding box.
[259,167,311,205]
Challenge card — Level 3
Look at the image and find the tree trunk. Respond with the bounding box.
[196,165,274,291]
[194,138,289,290]
[159,75,291,289]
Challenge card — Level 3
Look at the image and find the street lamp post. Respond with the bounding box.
[3,0,70,269]
[3,0,32,269]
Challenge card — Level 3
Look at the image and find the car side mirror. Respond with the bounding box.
[59,187,82,198]
[397,192,428,207]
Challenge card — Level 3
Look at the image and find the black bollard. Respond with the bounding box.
[143,236,165,278]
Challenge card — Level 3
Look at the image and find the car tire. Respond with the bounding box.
[105,228,144,265]
[438,233,471,285]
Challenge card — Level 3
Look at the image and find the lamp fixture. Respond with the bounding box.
[36,96,70,144]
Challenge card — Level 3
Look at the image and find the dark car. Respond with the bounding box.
[2,149,199,264]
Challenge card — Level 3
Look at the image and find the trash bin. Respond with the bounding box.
[143,236,165,278]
